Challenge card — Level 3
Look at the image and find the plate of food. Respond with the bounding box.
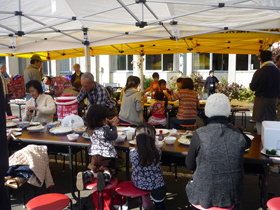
[156,129,169,135]
[6,121,17,128]
[7,128,22,132]
[29,122,40,126]
[49,127,72,135]
[246,134,254,140]
[73,127,86,134]
[27,126,44,132]
[82,132,90,139]
[261,148,280,156]
[128,139,137,145]
[178,134,193,145]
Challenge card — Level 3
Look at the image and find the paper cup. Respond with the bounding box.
[127,131,133,140]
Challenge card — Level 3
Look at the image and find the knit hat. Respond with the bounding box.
[209,70,214,75]
[205,93,230,118]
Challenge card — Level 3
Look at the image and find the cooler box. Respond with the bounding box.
[56,95,78,121]
[261,121,280,150]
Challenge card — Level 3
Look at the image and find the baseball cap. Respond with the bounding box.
[31,54,44,62]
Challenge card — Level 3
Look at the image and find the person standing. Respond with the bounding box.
[202,70,219,97]
[71,64,83,85]
[0,78,11,210]
[77,72,117,119]
[24,54,43,101]
[275,55,280,120]
[250,50,280,135]
[0,64,10,83]
[0,65,12,116]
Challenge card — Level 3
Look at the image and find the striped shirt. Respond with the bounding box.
[77,82,116,110]
[167,89,199,120]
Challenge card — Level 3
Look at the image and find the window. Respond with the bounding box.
[112,55,133,70]
[0,56,5,64]
[193,53,210,70]
[212,54,228,71]
[251,54,260,70]
[42,61,48,75]
[163,54,174,71]
[146,55,161,70]
[59,59,70,73]
[236,54,248,70]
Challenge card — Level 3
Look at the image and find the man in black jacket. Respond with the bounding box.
[250,50,280,135]
[0,78,11,209]
[71,64,83,85]
[202,70,220,97]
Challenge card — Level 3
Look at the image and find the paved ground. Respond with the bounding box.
[7,106,280,210]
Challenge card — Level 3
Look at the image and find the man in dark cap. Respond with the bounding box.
[24,54,44,100]
[202,70,220,97]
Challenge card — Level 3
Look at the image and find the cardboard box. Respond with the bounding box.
[262,121,280,150]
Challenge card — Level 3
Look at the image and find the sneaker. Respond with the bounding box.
[103,171,111,184]
[76,172,85,191]
[97,172,105,191]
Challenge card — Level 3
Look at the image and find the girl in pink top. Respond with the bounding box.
[148,92,171,127]
[163,78,199,129]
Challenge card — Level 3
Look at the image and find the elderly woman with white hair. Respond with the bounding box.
[185,93,251,210]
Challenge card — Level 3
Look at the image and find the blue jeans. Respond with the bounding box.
[169,117,196,129]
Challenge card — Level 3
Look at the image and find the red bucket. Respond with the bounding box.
[56,95,78,121]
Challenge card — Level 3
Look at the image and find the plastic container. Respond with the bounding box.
[56,94,78,121]
[262,121,280,150]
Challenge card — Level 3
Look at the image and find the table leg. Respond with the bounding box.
[19,105,22,119]
[125,149,129,181]
[68,146,78,200]
[263,163,270,209]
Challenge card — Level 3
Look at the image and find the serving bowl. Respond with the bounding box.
[47,122,58,129]
[165,136,176,145]
[67,133,79,141]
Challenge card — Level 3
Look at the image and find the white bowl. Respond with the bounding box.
[116,135,126,143]
[67,133,79,141]
[165,137,176,145]
[155,141,164,148]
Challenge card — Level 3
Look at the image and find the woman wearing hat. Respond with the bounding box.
[202,70,220,97]
[185,93,251,210]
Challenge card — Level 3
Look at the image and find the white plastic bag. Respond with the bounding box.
[61,114,84,129]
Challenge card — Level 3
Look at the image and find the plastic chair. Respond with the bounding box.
[78,177,118,210]
[267,197,280,210]
[111,181,149,210]
[179,124,198,130]
[26,193,72,210]
[192,204,234,210]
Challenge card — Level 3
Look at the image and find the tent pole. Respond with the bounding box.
[17,0,22,32]
[83,28,90,72]
[140,54,144,91]
[84,45,90,72]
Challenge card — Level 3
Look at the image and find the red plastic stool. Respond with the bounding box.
[78,177,118,210]
[6,116,18,120]
[111,181,149,210]
[119,122,133,126]
[26,193,72,210]
[192,204,234,210]
[267,197,280,210]
[179,124,198,130]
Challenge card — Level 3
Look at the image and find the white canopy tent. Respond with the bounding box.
[0,0,280,74]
